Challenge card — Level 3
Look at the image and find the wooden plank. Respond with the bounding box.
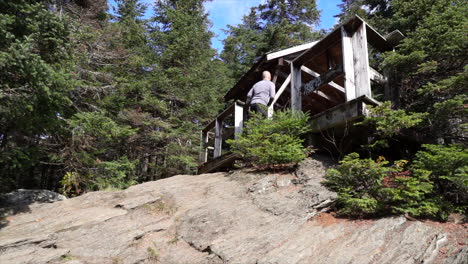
[352,22,371,98]
[214,119,222,158]
[268,74,291,117]
[385,30,405,46]
[199,131,209,163]
[293,29,342,65]
[369,67,387,84]
[266,41,318,61]
[302,64,344,96]
[301,66,345,93]
[234,102,244,138]
[309,95,379,133]
[291,63,302,111]
[365,23,393,52]
[341,26,356,101]
[198,153,239,174]
[314,90,339,104]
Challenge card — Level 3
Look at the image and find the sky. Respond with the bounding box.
[108,0,341,52]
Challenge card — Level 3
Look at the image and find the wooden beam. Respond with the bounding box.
[234,102,244,138]
[268,74,291,117]
[291,62,302,111]
[352,22,371,98]
[214,119,222,158]
[385,30,405,46]
[341,26,356,101]
[309,95,379,133]
[365,23,393,52]
[199,131,208,163]
[301,66,345,93]
[266,41,318,61]
[302,64,344,96]
[314,90,339,104]
[369,67,387,84]
[293,29,342,65]
[198,153,239,174]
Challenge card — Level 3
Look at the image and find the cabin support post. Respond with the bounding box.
[214,119,222,158]
[352,22,371,98]
[291,62,302,111]
[234,102,244,138]
[341,26,356,102]
[199,131,208,163]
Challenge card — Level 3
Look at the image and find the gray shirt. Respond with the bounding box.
[247,80,276,106]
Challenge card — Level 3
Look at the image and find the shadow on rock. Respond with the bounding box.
[0,189,66,229]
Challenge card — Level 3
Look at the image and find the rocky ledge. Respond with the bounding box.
[0,158,466,264]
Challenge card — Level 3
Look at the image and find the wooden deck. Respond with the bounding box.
[198,15,403,174]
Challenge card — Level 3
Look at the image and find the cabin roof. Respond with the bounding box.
[223,15,404,102]
[223,41,318,101]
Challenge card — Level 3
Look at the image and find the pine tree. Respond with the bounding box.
[114,0,148,47]
[0,0,74,192]
[221,0,322,80]
[146,0,232,178]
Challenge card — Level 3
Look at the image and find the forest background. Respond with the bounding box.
[0,0,466,201]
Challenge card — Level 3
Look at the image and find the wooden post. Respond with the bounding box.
[234,102,244,138]
[352,22,371,98]
[268,74,291,118]
[341,26,356,102]
[214,119,222,158]
[199,131,208,163]
[291,62,302,111]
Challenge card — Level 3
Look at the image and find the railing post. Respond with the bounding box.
[214,118,222,158]
[234,102,244,138]
[267,106,274,118]
[199,131,208,163]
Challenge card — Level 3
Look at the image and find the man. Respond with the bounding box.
[246,71,276,117]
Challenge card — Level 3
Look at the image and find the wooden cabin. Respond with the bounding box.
[199,16,404,174]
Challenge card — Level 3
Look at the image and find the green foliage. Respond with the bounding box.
[411,144,468,209]
[92,156,138,191]
[0,1,74,191]
[357,102,427,149]
[325,146,467,220]
[59,112,139,194]
[221,0,323,79]
[145,0,232,177]
[227,110,310,167]
[324,153,438,218]
[69,112,137,142]
[114,0,148,47]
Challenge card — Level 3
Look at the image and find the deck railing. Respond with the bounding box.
[199,101,246,163]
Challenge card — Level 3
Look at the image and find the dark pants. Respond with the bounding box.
[250,103,267,118]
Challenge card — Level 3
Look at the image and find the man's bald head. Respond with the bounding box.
[262,71,272,81]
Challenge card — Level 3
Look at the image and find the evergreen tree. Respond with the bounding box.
[0,0,74,192]
[335,0,368,23]
[221,0,322,80]
[114,0,148,47]
[144,0,232,178]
